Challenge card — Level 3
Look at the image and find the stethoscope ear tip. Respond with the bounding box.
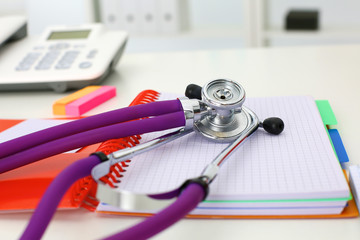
[261,117,285,135]
[185,84,202,100]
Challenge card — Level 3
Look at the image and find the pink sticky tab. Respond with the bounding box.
[65,86,116,116]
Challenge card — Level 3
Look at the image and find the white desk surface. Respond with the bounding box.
[1,45,360,239]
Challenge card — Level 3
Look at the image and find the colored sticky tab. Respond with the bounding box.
[65,86,116,116]
[328,129,349,163]
[315,100,338,125]
[53,86,101,115]
[349,165,360,210]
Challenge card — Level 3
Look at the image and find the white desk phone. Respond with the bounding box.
[0,16,128,92]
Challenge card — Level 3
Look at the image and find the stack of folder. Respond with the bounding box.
[0,91,358,219]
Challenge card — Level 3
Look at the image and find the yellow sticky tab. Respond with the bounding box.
[53,86,101,115]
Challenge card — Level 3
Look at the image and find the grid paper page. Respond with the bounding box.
[116,95,349,200]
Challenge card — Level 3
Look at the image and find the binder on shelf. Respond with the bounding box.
[95,92,359,218]
[99,0,140,34]
[99,0,121,30]
[158,0,189,34]
[99,0,188,35]
[139,0,159,34]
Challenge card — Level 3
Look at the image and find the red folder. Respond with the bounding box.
[0,119,100,212]
[0,89,160,212]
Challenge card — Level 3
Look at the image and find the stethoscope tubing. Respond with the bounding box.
[20,155,101,240]
[104,183,205,240]
[20,154,205,240]
[0,99,183,159]
[0,101,185,174]
[1,99,196,239]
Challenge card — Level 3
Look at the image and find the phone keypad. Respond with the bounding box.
[15,43,96,71]
[87,49,97,59]
[79,61,92,69]
[35,51,60,70]
[15,52,41,71]
[55,51,79,69]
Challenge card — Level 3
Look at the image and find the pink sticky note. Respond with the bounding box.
[65,86,116,116]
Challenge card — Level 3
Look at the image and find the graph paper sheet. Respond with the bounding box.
[115,95,349,201]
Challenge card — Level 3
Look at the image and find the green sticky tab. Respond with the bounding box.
[316,100,337,125]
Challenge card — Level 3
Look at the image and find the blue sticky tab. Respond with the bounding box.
[328,129,349,163]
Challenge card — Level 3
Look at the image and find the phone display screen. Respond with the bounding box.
[47,30,91,40]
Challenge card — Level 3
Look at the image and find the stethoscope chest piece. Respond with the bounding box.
[193,79,260,142]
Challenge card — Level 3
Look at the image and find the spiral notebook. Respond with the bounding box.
[96,91,358,218]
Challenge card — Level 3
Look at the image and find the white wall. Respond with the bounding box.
[26,0,95,34]
[188,0,243,29]
[0,0,26,15]
[0,0,95,35]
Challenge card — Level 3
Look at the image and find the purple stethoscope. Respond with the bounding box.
[0,79,283,239]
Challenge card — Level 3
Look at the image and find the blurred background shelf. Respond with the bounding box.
[2,0,360,51]
[247,0,360,47]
